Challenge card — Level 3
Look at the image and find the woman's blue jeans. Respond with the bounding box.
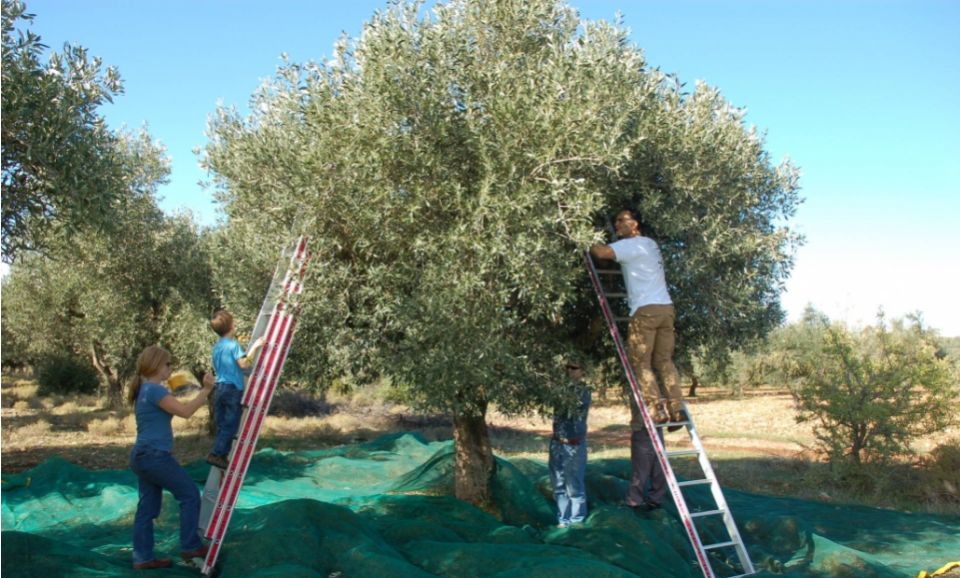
[129,447,202,563]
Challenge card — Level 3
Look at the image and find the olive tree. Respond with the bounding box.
[785,313,957,465]
[1,0,130,260]
[204,0,800,507]
[1,131,216,407]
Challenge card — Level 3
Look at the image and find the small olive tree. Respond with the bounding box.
[785,313,958,465]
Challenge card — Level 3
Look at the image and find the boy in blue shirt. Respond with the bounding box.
[207,310,265,469]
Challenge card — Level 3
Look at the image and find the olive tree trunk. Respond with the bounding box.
[90,342,123,409]
[452,400,495,509]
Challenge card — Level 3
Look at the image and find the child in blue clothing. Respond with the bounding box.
[207,310,264,469]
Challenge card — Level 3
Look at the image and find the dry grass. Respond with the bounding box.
[261,416,338,438]
[14,419,52,437]
[2,374,958,514]
[86,416,128,436]
[5,382,40,401]
[50,400,83,415]
[11,400,32,411]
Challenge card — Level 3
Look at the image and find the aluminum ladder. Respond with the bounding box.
[196,236,311,575]
[585,252,755,578]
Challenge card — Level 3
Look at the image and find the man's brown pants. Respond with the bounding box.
[626,303,682,429]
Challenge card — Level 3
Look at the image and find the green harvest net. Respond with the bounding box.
[2,433,958,578]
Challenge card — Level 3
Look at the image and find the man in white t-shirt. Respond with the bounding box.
[590,209,684,510]
[590,209,683,422]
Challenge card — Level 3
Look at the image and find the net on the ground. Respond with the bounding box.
[2,433,958,577]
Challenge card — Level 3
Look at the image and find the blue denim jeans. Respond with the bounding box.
[548,438,588,525]
[212,385,243,457]
[129,447,202,563]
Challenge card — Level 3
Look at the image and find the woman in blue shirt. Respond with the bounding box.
[128,345,215,569]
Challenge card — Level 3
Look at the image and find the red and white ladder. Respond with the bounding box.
[585,252,755,578]
[197,236,311,575]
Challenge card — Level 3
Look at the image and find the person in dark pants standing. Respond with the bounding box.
[548,361,592,528]
[626,419,666,511]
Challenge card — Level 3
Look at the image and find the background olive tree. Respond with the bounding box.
[204,0,801,507]
[1,0,130,260]
[783,313,957,466]
[1,131,216,407]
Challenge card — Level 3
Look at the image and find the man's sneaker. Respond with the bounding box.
[133,558,173,570]
[181,543,210,563]
[206,453,229,469]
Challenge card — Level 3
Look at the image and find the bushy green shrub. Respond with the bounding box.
[786,314,958,465]
[35,355,99,396]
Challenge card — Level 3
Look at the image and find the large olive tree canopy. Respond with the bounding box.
[205,0,801,504]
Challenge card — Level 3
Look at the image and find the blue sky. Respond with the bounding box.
[19,0,960,335]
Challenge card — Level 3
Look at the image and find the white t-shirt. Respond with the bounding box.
[610,236,672,315]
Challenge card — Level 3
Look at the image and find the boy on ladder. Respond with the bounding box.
[207,310,265,470]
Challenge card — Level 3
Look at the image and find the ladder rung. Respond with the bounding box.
[605,292,627,298]
[702,540,737,551]
[677,479,711,487]
[666,449,700,458]
[597,269,622,275]
[690,508,724,518]
[613,317,630,323]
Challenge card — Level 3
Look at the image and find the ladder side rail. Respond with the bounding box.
[248,264,286,342]
[245,237,304,361]
[204,275,299,536]
[205,253,309,540]
[242,279,289,407]
[237,306,300,453]
[202,309,295,571]
[203,301,294,539]
[241,240,307,406]
[241,267,307,415]
[198,257,299,535]
[201,308,299,574]
[204,293,302,545]
[239,278,305,428]
[584,253,716,578]
[200,312,290,540]
[685,403,755,574]
[250,302,303,418]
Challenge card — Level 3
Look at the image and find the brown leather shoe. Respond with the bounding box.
[181,543,210,563]
[651,409,670,425]
[133,558,172,570]
[206,453,229,469]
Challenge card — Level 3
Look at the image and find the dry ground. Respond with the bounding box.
[2,374,958,514]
